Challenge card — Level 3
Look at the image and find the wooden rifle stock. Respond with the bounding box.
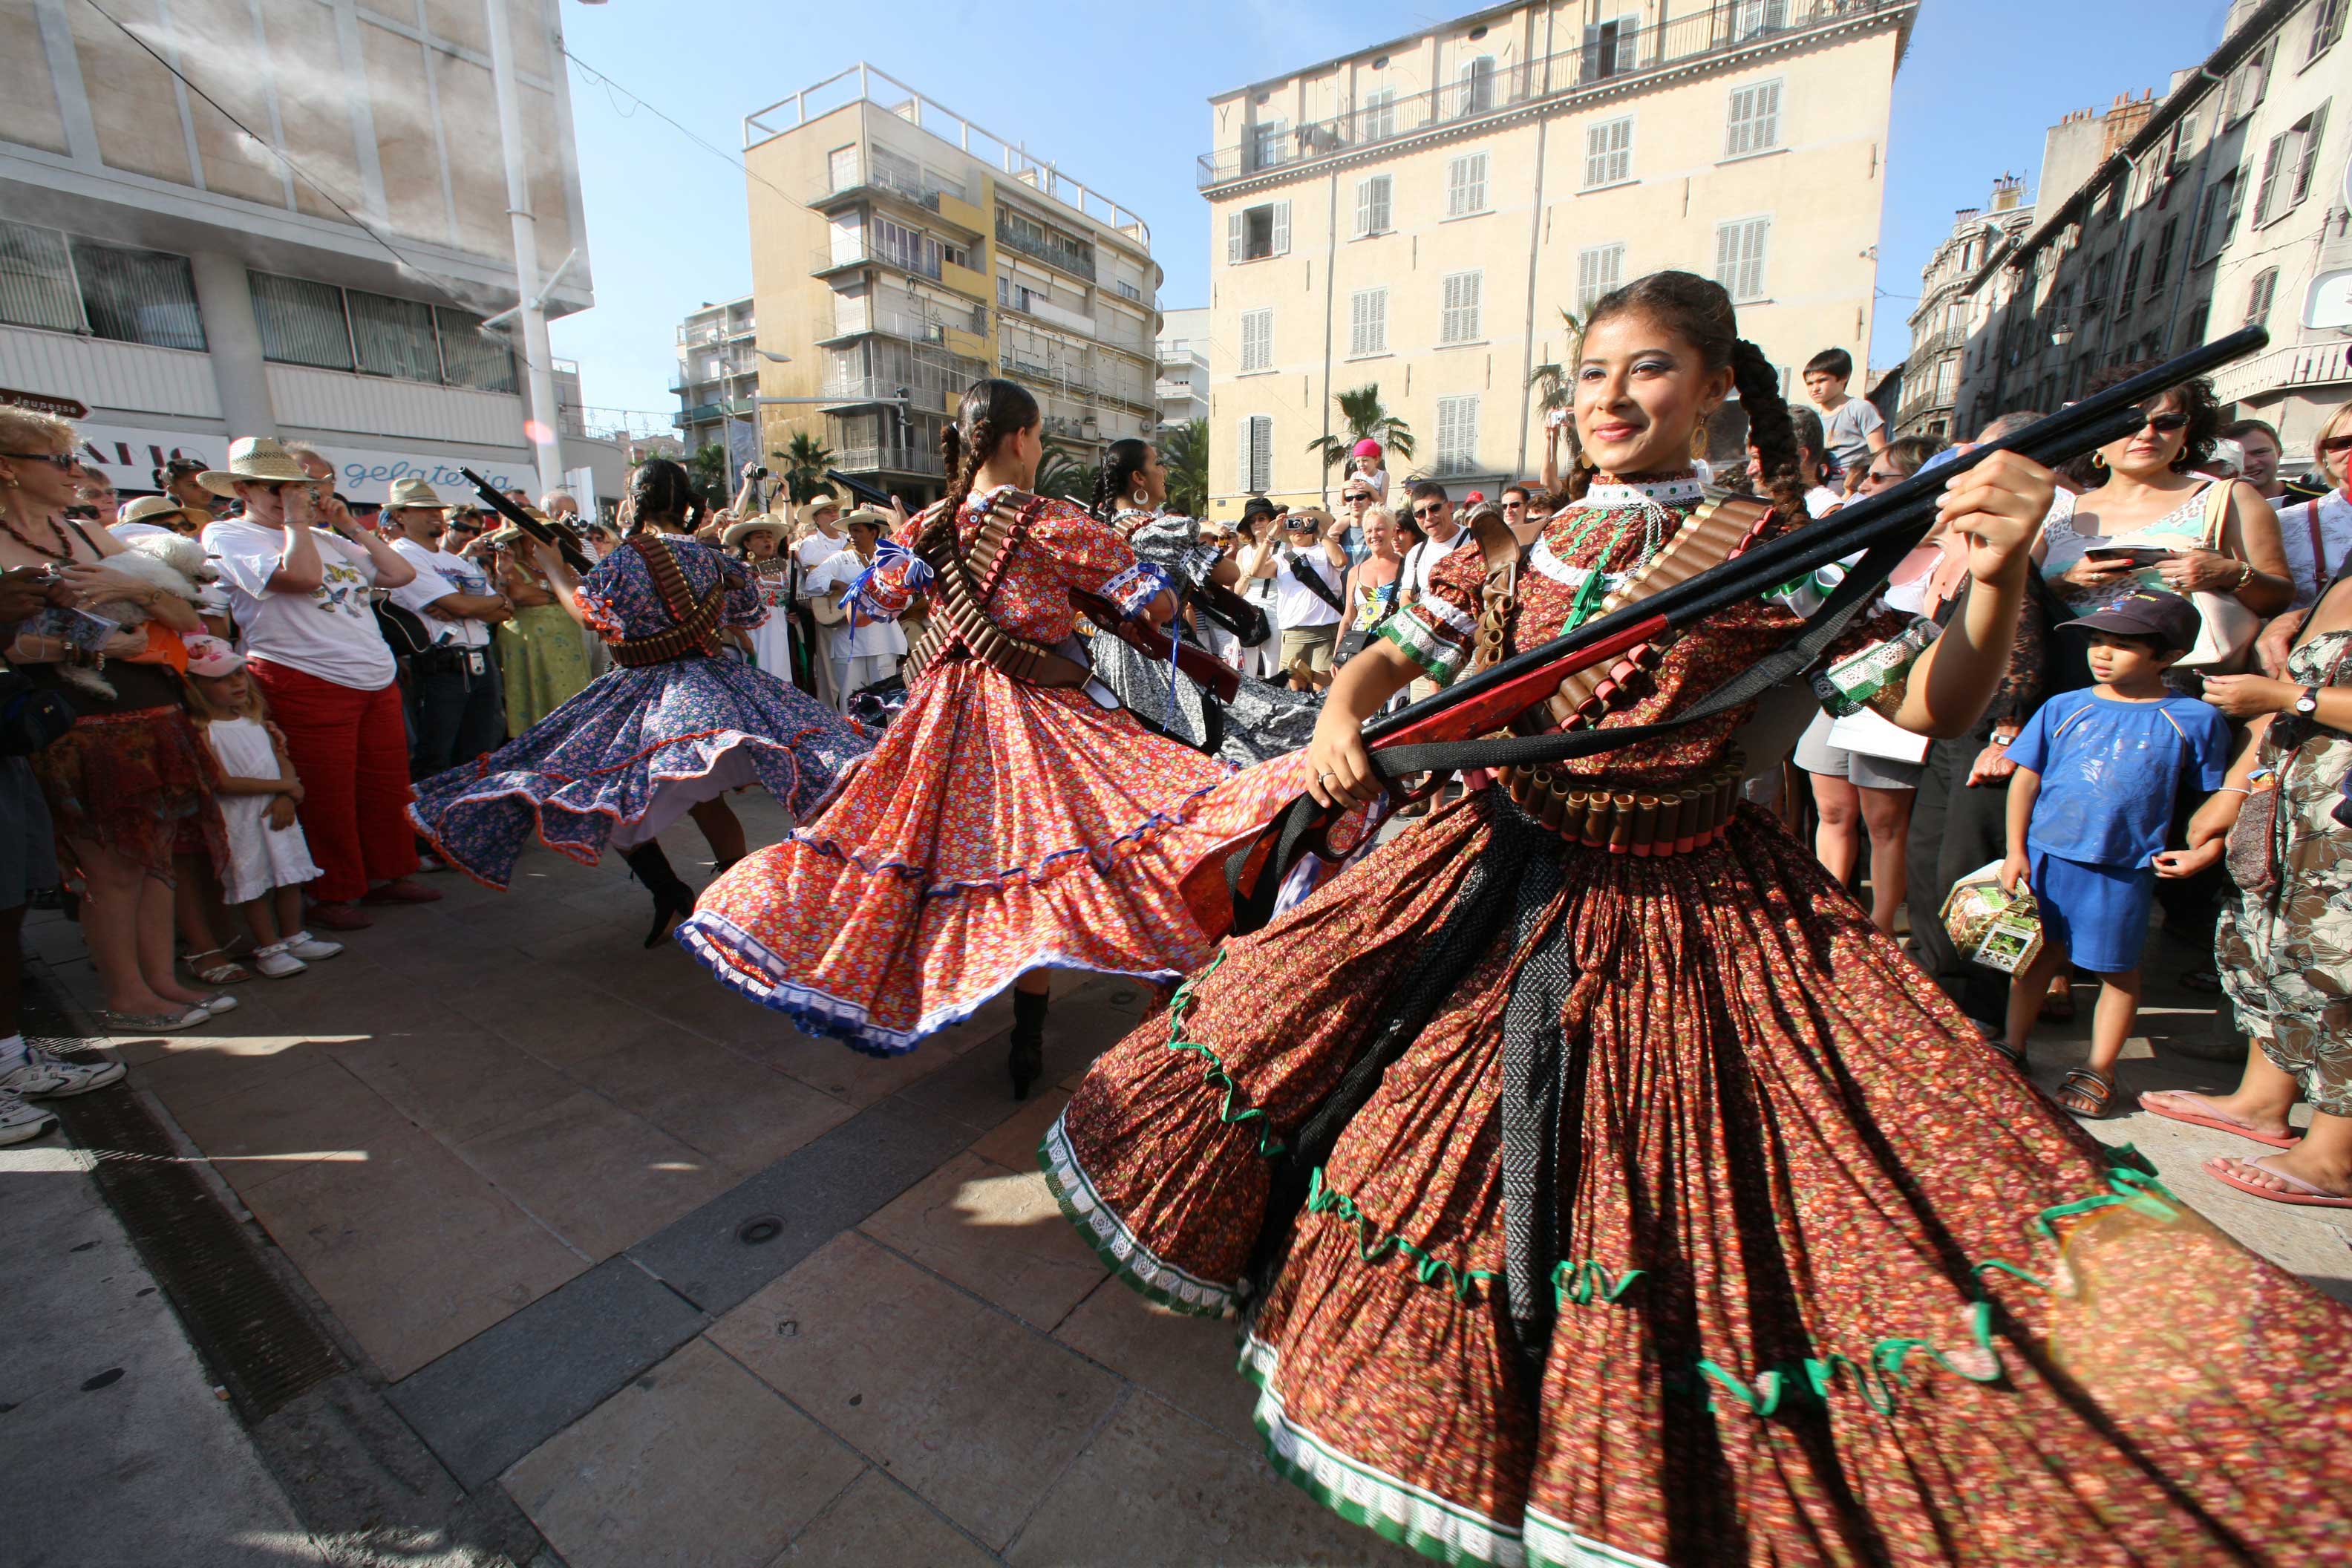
[457,468,596,575]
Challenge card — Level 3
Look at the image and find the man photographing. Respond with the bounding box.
[1249,506,1350,690]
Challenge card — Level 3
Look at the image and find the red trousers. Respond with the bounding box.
[249,661,417,903]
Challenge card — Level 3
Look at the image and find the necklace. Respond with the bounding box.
[1,510,79,563]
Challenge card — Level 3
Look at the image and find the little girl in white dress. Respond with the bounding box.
[182,636,342,977]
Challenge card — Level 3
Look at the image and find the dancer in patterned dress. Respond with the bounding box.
[410,460,869,947]
[1085,438,1323,767]
[1045,273,2352,1567]
[680,380,1276,1098]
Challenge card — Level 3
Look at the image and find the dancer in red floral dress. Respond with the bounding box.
[681,379,1278,1097]
[1046,273,2352,1566]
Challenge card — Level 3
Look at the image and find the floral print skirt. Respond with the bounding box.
[409,654,869,889]
[31,705,227,883]
[679,658,1291,1056]
[1049,786,2352,1567]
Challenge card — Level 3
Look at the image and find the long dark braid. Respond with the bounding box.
[929,378,1039,552]
[1092,437,1151,523]
[1582,270,1807,520]
[618,457,696,537]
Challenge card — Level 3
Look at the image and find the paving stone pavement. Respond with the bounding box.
[30,792,2351,1565]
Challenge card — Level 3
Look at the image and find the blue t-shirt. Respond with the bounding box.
[2006,690,2231,868]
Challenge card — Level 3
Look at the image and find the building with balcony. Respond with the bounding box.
[1204,0,1916,514]
[739,65,1162,504]
[673,296,761,467]
[0,0,593,503]
[1959,0,2352,458]
[1157,306,1211,430]
[1895,177,2034,442]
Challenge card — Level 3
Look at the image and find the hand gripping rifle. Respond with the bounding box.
[828,471,1243,701]
[457,468,596,575]
[1218,325,2271,934]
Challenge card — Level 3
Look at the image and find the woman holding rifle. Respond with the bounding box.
[1046,273,2349,1566]
[408,459,868,946]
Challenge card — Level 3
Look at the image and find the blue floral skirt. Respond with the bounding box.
[408,655,871,889]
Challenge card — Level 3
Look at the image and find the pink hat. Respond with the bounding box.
[1351,438,1382,459]
[1466,491,1486,504]
[183,634,244,678]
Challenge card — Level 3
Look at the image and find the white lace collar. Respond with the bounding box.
[1572,472,1705,509]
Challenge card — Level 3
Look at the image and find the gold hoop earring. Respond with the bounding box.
[2091,451,2108,471]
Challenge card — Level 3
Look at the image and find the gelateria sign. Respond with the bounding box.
[64,419,528,505]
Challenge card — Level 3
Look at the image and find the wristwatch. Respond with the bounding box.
[2295,685,2321,716]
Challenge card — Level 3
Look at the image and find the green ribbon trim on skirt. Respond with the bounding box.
[1161,951,1287,1159]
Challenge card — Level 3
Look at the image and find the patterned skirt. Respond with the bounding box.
[679,657,1290,1056]
[1089,633,1323,768]
[31,705,228,883]
[409,654,869,889]
[1048,785,2352,1567]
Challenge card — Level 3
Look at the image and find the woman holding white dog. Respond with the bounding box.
[0,408,232,1033]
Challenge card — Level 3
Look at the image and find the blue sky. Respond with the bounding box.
[547,0,2238,419]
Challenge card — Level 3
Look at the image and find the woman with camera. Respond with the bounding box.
[0,409,229,1033]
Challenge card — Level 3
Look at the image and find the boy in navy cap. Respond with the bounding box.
[1996,589,2232,1114]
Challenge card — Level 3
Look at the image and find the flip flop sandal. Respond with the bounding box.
[2206,1154,2352,1208]
[184,947,252,986]
[2137,1093,2301,1149]
[2056,1068,2114,1117]
[1986,1036,2026,1068]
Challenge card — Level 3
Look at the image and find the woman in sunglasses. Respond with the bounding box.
[2036,368,2290,630]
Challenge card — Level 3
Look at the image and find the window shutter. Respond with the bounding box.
[2292,102,2330,206]
[1369,177,1390,233]
[1237,417,1252,489]
[2254,132,2287,223]
[1715,222,1740,290]
[1271,201,1291,257]
[1226,211,1244,265]
[1355,180,1373,237]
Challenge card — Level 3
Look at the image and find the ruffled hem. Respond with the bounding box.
[1039,1111,1239,1316]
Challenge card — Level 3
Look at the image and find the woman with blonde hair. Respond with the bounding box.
[2254,399,2352,677]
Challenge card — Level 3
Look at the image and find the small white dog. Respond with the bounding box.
[56,534,218,701]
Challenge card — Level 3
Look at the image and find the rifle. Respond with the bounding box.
[457,468,596,575]
[1220,325,2270,930]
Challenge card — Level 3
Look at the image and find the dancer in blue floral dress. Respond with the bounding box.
[410,460,869,945]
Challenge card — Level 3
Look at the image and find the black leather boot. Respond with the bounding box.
[621,843,696,949]
[1009,988,1049,1101]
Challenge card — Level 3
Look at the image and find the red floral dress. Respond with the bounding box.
[1048,474,2352,1567]
[679,489,1282,1054]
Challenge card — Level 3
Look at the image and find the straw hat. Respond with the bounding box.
[197,437,313,497]
[841,506,889,534]
[120,495,189,529]
[722,513,789,548]
[794,491,846,529]
[386,476,447,511]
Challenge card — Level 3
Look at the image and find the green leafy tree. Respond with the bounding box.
[1033,440,1094,506]
[774,431,837,503]
[680,443,730,509]
[1304,384,1414,476]
[1527,310,1586,456]
[1160,418,1209,517]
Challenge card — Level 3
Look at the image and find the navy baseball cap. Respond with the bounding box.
[2061,589,2201,653]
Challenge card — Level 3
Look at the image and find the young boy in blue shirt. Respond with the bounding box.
[1998,590,2231,1114]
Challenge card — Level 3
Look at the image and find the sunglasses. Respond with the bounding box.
[2,451,77,470]
[1502,499,1526,509]
[2138,411,2191,435]
[1413,503,1445,517]
[2318,434,2352,457]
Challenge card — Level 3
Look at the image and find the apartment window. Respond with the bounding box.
[1447,154,1489,217]
[2246,267,2279,327]
[1355,175,1393,237]
[1584,16,1639,79]
[1725,80,1782,158]
[1714,216,1771,302]
[2228,39,2274,123]
[2291,102,2333,208]
[1584,117,1633,188]
[1435,396,1480,475]
[2148,217,2178,293]
[0,220,83,333]
[2119,242,2144,303]
[249,273,353,370]
[1361,89,1397,142]
[1440,270,1483,344]
[1116,280,1141,302]
[1226,200,1292,264]
[1241,307,1273,372]
[2311,0,2346,62]
[1934,356,1957,404]
[68,239,205,351]
[2194,172,2236,261]
[1575,244,1625,315]
[827,146,858,192]
[996,276,1038,315]
[872,215,943,280]
[437,307,517,393]
[1457,55,1497,117]
[1350,288,1387,356]
[1251,119,1289,172]
[347,290,442,382]
[1238,414,1273,491]
[1734,0,1788,39]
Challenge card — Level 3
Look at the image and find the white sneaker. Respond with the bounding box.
[0,1090,56,1145]
[0,1051,125,1099]
[253,941,309,979]
[281,930,343,961]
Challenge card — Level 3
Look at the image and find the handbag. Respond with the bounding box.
[1194,580,1270,647]
[2225,782,2280,895]
[2174,480,2261,672]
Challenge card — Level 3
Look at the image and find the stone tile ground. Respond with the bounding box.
[32,792,2351,1564]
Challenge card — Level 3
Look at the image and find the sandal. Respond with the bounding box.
[184,947,252,986]
[2137,1090,2301,1149]
[2056,1068,2114,1117]
[1986,1036,2026,1068]
[2206,1154,2352,1208]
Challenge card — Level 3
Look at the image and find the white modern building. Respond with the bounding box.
[1157,305,1210,430]
[672,296,760,468]
[0,0,597,502]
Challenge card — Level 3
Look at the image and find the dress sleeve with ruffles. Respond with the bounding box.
[1119,511,1223,592]
[1376,538,1486,686]
[716,553,767,630]
[569,548,631,642]
[1036,507,1171,622]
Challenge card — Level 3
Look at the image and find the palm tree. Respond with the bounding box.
[776,431,835,503]
[1304,384,1414,475]
[680,443,730,509]
[1033,440,1094,506]
[1160,418,1209,517]
[1528,309,1587,476]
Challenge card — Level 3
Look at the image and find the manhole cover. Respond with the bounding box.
[736,1215,783,1246]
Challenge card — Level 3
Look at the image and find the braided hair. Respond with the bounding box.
[618,457,702,537]
[932,378,1042,549]
[1092,437,1152,522]
[1581,270,1808,521]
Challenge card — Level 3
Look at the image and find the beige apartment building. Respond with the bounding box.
[1204,0,1917,514]
[739,65,1161,506]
